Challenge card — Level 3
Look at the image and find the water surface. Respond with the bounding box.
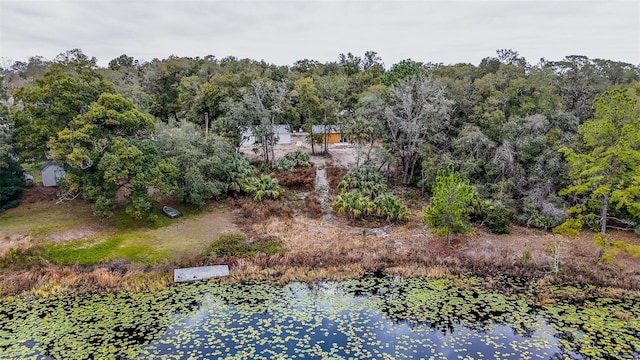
[1,275,638,359]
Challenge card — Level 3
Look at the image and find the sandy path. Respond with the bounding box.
[309,157,333,220]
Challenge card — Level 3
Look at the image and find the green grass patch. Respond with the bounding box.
[0,202,93,239]
[44,234,169,266]
[45,237,124,266]
[110,204,201,231]
[204,233,283,257]
[2,200,234,268]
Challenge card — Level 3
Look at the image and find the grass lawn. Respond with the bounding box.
[0,198,239,267]
[0,201,93,239]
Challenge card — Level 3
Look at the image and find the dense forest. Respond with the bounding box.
[1,48,640,240]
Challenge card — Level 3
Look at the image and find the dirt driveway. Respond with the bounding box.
[241,133,356,168]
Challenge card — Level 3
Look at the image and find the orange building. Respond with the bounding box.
[311,125,344,144]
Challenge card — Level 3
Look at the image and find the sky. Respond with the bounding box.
[1,0,639,68]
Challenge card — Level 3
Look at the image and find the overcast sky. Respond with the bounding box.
[1,0,638,68]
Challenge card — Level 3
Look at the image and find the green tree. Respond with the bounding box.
[382,59,425,86]
[50,93,178,219]
[352,84,393,169]
[292,77,323,154]
[100,54,151,112]
[315,75,348,154]
[0,108,23,212]
[155,120,237,208]
[559,88,640,256]
[11,63,115,160]
[341,115,376,167]
[423,165,476,245]
[144,56,199,122]
[225,79,289,163]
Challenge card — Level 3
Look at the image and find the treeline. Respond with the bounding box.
[1,49,640,232]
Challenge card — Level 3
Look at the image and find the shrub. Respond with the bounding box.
[273,151,312,171]
[520,250,532,266]
[204,233,283,257]
[244,174,285,202]
[204,233,250,257]
[338,167,387,198]
[373,193,410,223]
[532,216,555,230]
[483,200,511,234]
[226,156,256,194]
[0,247,43,269]
[333,191,374,220]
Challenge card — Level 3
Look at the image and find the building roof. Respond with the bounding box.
[273,124,290,134]
[39,160,63,172]
[39,160,54,171]
[241,124,290,134]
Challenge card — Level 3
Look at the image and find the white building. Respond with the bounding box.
[40,161,65,187]
[240,124,291,146]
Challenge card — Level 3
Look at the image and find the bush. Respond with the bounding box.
[244,174,285,202]
[333,191,374,220]
[338,167,387,198]
[204,233,283,257]
[520,250,532,266]
[373,193,410,223]
[226,156,257,194]
[333,190,410,223]
[0,158,24,212]
[273,151,311,171]
[483,200,511,234]
[0,247,44,269]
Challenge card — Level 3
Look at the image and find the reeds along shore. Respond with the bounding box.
[2,228,638,299]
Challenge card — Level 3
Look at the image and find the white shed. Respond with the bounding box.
[40,161,65,187]
[240,125,291,146]
[273,125,291,144]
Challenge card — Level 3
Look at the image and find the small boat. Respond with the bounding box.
[162,205,181,218]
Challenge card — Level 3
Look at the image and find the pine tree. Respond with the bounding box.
[559,88,640,258]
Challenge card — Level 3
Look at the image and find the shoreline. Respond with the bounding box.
[2,193,639,300]
[2,255,638,301]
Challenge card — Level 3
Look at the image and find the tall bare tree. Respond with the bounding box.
[384,75,453,184]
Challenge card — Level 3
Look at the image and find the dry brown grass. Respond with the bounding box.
[0,234,32,258]
[0,263,171,298]
[303,192,323,219]
[229,215,640,291]
[325,162,348,193]
[237,199,295,222]
[273,167,316,190]
[4,187,640,298]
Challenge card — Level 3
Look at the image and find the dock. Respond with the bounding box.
[174,265,230,282]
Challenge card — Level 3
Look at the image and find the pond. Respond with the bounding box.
[1,275,638,359]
